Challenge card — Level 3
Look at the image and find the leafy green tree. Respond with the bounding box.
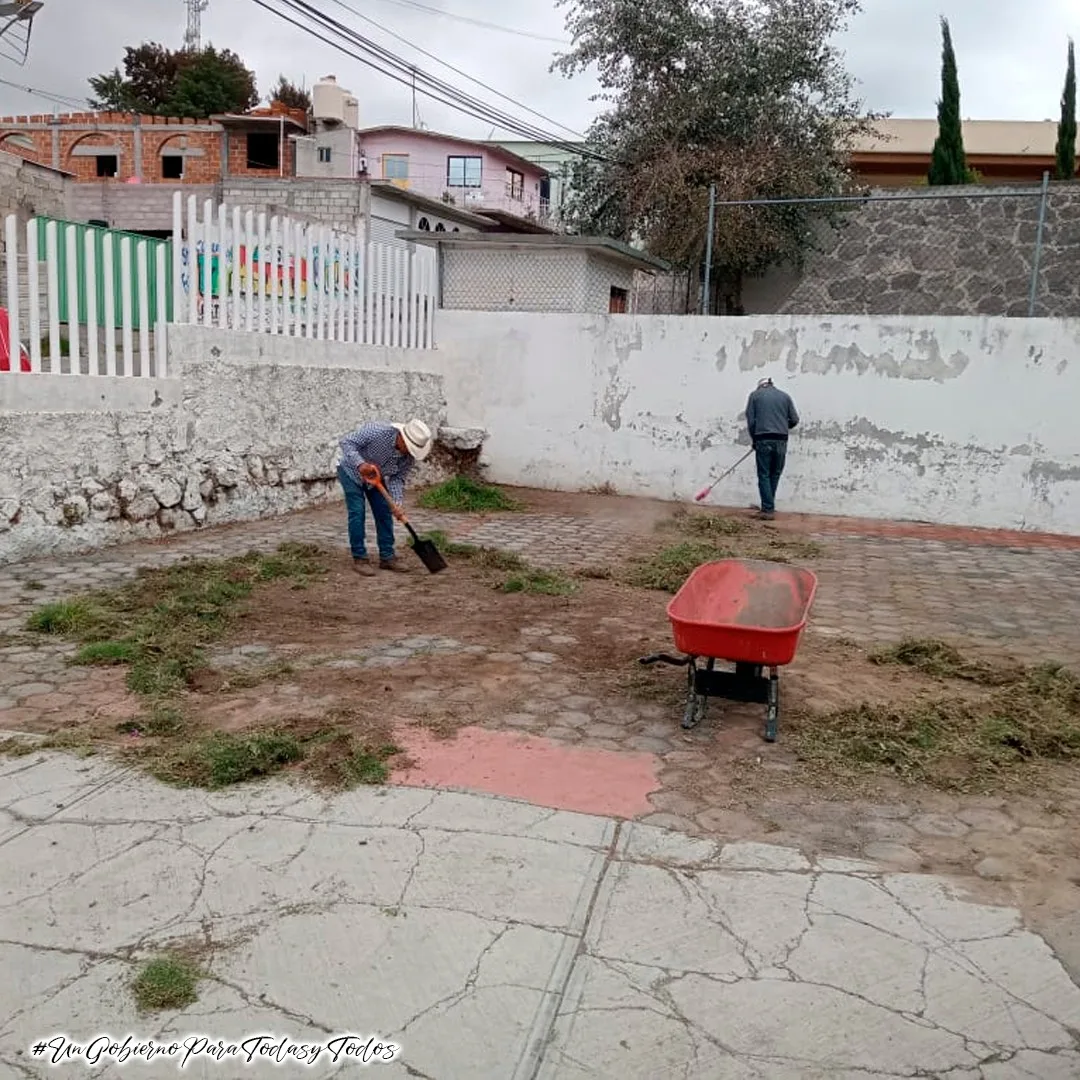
[552,0,876,310]
[928,18,975,185]
[1055,39,1076,181]
[270,76,312,113]
[87,43,257,118]
[166,47,259,117]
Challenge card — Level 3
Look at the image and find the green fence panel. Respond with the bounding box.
[36,218,172,331]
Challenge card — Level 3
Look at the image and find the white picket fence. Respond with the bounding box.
[171,192,438,349]
[0,214,168,377]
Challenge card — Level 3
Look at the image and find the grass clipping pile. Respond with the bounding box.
[790,639,1080,793]
[627,509,825,593]
[18,544,402,791]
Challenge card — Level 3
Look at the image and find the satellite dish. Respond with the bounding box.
[0,1,44,67]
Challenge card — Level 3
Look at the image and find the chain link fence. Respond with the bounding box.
[630,180,1080,318]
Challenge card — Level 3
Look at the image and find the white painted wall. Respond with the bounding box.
[408,311,1080,534]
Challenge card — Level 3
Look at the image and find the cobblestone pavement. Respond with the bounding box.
[4,497,1080,953]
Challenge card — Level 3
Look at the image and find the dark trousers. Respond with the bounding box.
[337,463,396,562]
[754,438,788,514]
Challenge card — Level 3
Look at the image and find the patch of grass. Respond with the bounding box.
[416,529,482,558]
[0,737,37,758]
[117,702,188,738]
[627,512,825,594]
[418,477,521,513]
[152,730,303,789]
[499,570,577,597]
[132,954,200,1012]
[27,599,98,635]
[790,657,1080,791]
[74,640,138,666]
[626,541,723,593]
[26,544,327,698]
[870,638,1019,685]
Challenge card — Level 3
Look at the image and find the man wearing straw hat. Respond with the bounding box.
[338,418,433,576]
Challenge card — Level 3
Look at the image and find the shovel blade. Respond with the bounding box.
[410,538,447,574]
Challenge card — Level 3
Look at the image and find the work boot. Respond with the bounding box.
[755,511,776,522]
[379,557,410,574]
[352,557,376,577]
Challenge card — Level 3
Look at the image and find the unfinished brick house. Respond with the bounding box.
[0,102,307,185]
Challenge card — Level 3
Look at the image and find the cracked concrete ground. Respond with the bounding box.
[2,754,1079,1080]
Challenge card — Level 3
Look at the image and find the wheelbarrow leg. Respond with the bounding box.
[764,667,780,742]
[681,658,701,730]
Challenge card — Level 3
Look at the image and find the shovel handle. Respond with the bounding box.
[367,473,411,528]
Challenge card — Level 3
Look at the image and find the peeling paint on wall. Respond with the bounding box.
[799,337,969,382]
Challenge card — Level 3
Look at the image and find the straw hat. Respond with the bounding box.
[394,418,433,461]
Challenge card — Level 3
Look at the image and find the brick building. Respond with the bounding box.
[0,102,306,185]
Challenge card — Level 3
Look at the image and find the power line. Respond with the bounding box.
[366,0,569,45]
[250,0,605,160]
[322,0,584,140]
[0,75,86,111]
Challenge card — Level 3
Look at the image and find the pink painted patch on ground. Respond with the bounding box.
[393,726,660,819]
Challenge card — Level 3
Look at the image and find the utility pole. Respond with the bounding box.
[183,0,208,52]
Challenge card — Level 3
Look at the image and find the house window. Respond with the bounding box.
[417,217,430,231]
[318,146,332,164]
[447,155,481,188]
[609,286,628,314]
[507,168,524,200]
[246,132,279,170]
[161,155,184,180]
[96,155,118,178]
[383,154,408,180]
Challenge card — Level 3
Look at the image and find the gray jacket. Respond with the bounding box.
[746,385,799,441]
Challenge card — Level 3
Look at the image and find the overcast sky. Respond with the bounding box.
[0,0,1075,140]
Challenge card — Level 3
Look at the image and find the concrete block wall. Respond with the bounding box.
[70,182,221,232]
[0,325,446,563]
[0,150,69,224]
[220,178,369,228]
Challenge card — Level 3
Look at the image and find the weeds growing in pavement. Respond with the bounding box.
[27,544,327,698]
[626,511,825,593]
[418,477,521,513]
[132,953,201,1012]
[790,644,1080,791]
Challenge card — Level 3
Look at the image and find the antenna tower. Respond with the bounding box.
[183,0,208,51]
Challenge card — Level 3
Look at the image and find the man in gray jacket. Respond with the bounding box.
[745,378,799,520]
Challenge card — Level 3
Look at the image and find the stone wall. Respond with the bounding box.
[0,325,446,563]
[747,184,1080,318]
[0,150,70,225]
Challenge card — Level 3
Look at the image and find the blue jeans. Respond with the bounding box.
[338,463,396,561]
[754,438,788,514]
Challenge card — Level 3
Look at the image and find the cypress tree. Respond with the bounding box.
[928,18,973,186]
[1055,39,1076,181]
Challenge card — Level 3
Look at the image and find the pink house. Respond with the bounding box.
[356,126,551,227]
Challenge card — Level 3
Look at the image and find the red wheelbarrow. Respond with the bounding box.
[639,559,818,742]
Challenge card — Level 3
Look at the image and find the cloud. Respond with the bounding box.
[0,0,1075,137]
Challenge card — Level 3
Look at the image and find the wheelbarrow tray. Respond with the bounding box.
[667,559,818,667]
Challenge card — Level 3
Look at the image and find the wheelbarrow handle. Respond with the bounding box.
[639,653,692,667]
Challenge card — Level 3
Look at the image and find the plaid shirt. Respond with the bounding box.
[339,422,414,504]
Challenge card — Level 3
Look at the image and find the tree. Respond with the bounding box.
[927,18,975,185]
[270,76,311,113]
[1055,39,1076,181]
[87,43,258,118]
[166,47,259,118]
[551,0,876,310]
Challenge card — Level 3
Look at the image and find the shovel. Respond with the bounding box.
[368,473,448,574]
